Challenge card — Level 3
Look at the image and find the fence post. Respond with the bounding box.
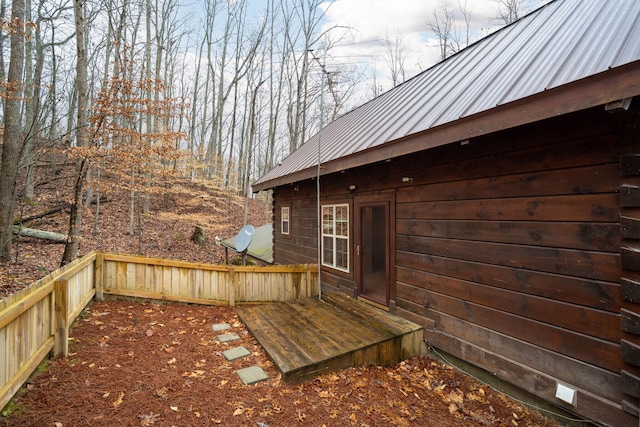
[95,252,104,301]
[54,279,69,358]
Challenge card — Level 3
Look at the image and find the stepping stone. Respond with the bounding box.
[216,333,240,343]
[236,365,268,384]
[223,346,251,361]
[212,323,231,332]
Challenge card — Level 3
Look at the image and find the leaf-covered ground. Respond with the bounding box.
[0,172,267,299]
[1,300,560,426]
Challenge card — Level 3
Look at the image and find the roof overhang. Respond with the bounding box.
[253,61,640,192]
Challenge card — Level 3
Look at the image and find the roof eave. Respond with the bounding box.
[253,60,640,193]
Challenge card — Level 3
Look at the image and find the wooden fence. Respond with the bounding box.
[99,253,318,305]
[0,252,318,410]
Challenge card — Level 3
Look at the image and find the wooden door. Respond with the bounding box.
[355,195,393,307]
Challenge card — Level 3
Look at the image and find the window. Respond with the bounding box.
[281,206,290,235]
[322,204,349,272]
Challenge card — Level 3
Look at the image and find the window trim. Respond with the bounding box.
[281,206,290,235]
[321,203,350,273]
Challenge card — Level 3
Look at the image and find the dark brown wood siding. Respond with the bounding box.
[272,104,640,426]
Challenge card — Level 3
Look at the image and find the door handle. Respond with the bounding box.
[356,245,360,256]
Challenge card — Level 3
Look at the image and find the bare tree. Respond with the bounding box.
[495,0,524,25]
[382,31,406,87]
[0,0,26,261]
[283,0,327,154]
[263,0,286,176]
[428,5,455,61]
[427,1,473,61]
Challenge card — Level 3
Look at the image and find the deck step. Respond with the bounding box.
[237,292,425,382]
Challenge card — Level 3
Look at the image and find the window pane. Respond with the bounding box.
[323,236,333,265]
[336,220,348,236]
[336,237,348,269]
[323,206,334,235]
[323,206,333,222]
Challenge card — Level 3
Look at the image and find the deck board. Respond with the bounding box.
[236,292,425,382]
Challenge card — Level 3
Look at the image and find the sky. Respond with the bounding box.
[316,0,551,102]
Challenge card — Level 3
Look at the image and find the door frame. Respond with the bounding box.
[354,192,396,308]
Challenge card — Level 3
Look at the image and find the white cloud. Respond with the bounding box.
[318,0,547,103]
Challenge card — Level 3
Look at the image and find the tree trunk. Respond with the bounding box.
[0,0,26,261]
[61,158,87,264]
[61,0,89,265]
[22,0,34,200]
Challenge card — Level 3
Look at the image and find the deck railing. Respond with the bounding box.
[0,252,318,410]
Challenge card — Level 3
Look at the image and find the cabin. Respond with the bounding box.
[252,1,640,425]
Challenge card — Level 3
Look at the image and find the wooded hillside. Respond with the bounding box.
[0,158,268,299]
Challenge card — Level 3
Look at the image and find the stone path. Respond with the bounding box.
[212,322,269,385]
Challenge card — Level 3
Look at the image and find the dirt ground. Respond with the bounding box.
[1,299,561,427]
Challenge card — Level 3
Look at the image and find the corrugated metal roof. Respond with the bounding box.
[254,0,640,191]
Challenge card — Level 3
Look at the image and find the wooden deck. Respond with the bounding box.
[236,292,425,382]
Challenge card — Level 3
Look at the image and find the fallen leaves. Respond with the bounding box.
[182,370,206,378]
[4,300,561,427]
[112,392,125,408]
[155,387,168,399]
[138,412,159,426]
[232,405,254,418]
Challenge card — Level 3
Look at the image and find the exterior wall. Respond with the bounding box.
[272,105,640,426]
[273,179,356,296]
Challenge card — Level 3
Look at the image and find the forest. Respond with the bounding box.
[0,0,369,268]
[0,0,527,272]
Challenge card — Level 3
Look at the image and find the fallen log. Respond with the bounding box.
[13,204,69,225]
[12,226,67,243]
[12,197,109,225]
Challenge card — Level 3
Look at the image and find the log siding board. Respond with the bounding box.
[620,184,640,208]
[397,270,621,342]
[396,193,620,223]
[621,154,640,177]
[621,216,640,240]
[622,278,640,304]
[397,219,619,252]
[396,252,619,310]
[622,370,640,398]
[396,163,622,203]
[396,235,620,282]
